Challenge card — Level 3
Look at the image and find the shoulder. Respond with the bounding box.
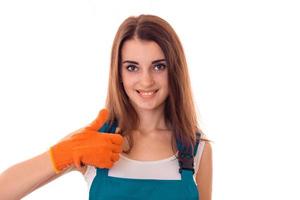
[195,140,213,199]
[199,131,209,141]
[196,132,212,175]
[198,140,212,165]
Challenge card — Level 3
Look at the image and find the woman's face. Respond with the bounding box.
[121,38,169,112]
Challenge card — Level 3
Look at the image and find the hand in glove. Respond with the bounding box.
[49,109,123,174]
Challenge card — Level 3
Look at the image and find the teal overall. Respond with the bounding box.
[89,121,201,200]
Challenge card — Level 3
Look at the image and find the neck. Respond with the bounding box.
[134,105,169,134]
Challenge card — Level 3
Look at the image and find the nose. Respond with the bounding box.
[140,70,155,87]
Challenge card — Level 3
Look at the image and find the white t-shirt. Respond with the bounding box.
[83,140,206,191]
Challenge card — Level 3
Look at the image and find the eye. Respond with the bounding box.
[126,65,138,72]
[153,63,166,71]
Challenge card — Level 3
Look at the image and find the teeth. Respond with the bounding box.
[140,91,154,96]
[138,90,157,96]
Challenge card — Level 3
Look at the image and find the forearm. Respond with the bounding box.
[0,151,61,200]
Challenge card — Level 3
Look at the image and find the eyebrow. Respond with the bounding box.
[122,59,166,65]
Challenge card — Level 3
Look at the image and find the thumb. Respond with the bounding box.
[85,108,109,131]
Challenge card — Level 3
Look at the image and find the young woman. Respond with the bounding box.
[0,14,212,200]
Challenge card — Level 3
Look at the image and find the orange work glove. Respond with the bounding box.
[49,108,124,174]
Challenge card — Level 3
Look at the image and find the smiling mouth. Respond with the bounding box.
[136,89,159,97]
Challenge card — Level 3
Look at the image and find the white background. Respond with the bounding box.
[0,0,299,199]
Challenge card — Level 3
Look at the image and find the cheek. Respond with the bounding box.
[122,73,135,91]
[158,73,169,90]
[121,70,129,85]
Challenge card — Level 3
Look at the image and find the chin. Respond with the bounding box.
[132,100,166,111]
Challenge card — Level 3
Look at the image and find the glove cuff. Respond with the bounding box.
[49,147,61,174]
[49,142,74,174]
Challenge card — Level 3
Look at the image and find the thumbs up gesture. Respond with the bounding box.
[49,109,124,174]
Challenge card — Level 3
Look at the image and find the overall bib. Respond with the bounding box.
[89,121,201,200]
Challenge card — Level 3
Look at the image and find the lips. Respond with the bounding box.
[136,89,159,97]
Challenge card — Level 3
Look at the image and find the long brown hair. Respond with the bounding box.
[105,14,206,154]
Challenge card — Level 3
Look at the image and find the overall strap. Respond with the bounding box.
[98,119,118,133]
[176,132,201,174]
[95,119,119,176]
[194,131,201,156]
